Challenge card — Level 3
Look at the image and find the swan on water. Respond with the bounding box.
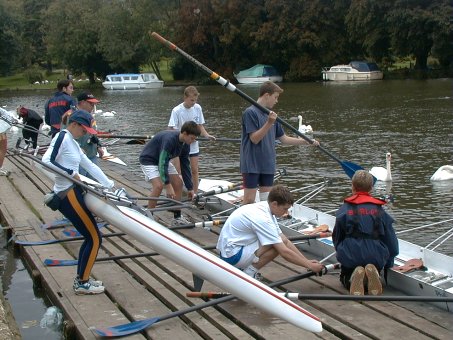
[369,152,392,182]
[41,122,51,133]
[102,110,116,117]
[430,165,453,181]
[298,115,313,134]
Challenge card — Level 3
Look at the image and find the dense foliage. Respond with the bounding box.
[0,0,451,81]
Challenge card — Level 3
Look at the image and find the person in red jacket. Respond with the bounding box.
[332,170,398,296]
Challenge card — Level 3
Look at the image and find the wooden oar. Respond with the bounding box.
[93,263,339,337]
[151,32,365,179]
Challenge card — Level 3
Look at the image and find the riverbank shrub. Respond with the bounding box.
[23,66,44,84]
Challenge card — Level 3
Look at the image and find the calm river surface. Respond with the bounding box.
[1,79,452,256]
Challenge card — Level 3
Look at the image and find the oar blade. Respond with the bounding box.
[340,161,364,179]
[44,259,77,267]
[126,139,146,145]
[94,317,161,337]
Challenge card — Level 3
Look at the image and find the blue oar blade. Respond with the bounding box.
[340,161,364,179]
[44,259,77,266]
[94,317,161,337]
[15,239,59,246]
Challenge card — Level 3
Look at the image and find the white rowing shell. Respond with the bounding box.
[84,193,323,333]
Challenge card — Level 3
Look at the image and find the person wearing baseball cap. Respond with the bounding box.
[60,92,104,175]
[77,91,100,104]
[42,108,114,295]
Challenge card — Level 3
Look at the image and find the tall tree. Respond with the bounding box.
[0,1,22,76]
[21,0,52,70]
[345,0,392,63]
[387,0,447,70]
[44,0,113,82]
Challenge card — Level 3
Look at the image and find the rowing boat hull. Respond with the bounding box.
[200,179,453,313]
[84,193,323,332]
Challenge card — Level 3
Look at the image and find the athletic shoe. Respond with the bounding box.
[365,264,383,295]
[73,277,103,289]
[0,167,10,176]
[349,266,365,295]
[171,216,191,227]
[73,280,105,295]
[243,266,262,281]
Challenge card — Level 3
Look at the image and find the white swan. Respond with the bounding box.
[40,122,51,133]
[369,152,392,182]
[430,165,453,181]
[297,115,313,134]
[102,110,116,117]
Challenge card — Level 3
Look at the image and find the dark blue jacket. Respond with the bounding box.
[44,92,75,134]
[332,192,399,271]
[139,130,192,190]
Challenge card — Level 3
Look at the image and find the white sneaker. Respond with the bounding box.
[0,167,10,176]
[73,280,105,295]
[73,277,103,289]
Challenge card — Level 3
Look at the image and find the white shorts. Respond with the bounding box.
[234,240,260,269]
[140,163,178,182]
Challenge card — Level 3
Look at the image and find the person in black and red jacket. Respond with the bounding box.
[17,106,43,148]
[333,170,398,296]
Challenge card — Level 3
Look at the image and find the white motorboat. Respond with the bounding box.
[234,64,283,84]
[322,61,383,81]
[102,73,164,90]
[198,178,453,313]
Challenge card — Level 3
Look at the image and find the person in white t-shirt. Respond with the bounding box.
[168,86,215,193]
[217,185,323,279]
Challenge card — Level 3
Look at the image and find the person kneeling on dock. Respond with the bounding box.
[332,170,399,296]
[217,185,323,279]
[42,110,115,295]
[139,121,200,225]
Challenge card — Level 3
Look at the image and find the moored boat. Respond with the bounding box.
[234,64,283,84]
[102,73,164,90]
[322,61,383,81]
[198,178,453,313]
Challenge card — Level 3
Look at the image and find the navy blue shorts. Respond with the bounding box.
[242,173,274,189]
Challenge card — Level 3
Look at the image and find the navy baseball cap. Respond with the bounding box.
[68,110,97,134]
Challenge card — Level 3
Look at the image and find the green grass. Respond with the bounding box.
[1,60,174,91]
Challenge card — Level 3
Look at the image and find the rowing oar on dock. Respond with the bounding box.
[151,32,369,180]
[186,291,453,303]
[93,262,340,337]
[97,133,241,145]
[20,218,228,248]
[43,232,331,267]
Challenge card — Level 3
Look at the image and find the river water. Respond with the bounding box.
[0,79,452,338]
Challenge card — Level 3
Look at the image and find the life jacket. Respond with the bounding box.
[343,192,385,240]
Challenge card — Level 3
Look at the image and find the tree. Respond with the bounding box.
[387,0,448,70]
[345,0,392,63]
[0,1,22,76]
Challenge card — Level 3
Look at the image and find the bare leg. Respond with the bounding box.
[242,188,258,205]
[0,139,6,167]
[169,174,183,201]
[190,156,199,193]
[250,245,278,270]
[148,177,163,209]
